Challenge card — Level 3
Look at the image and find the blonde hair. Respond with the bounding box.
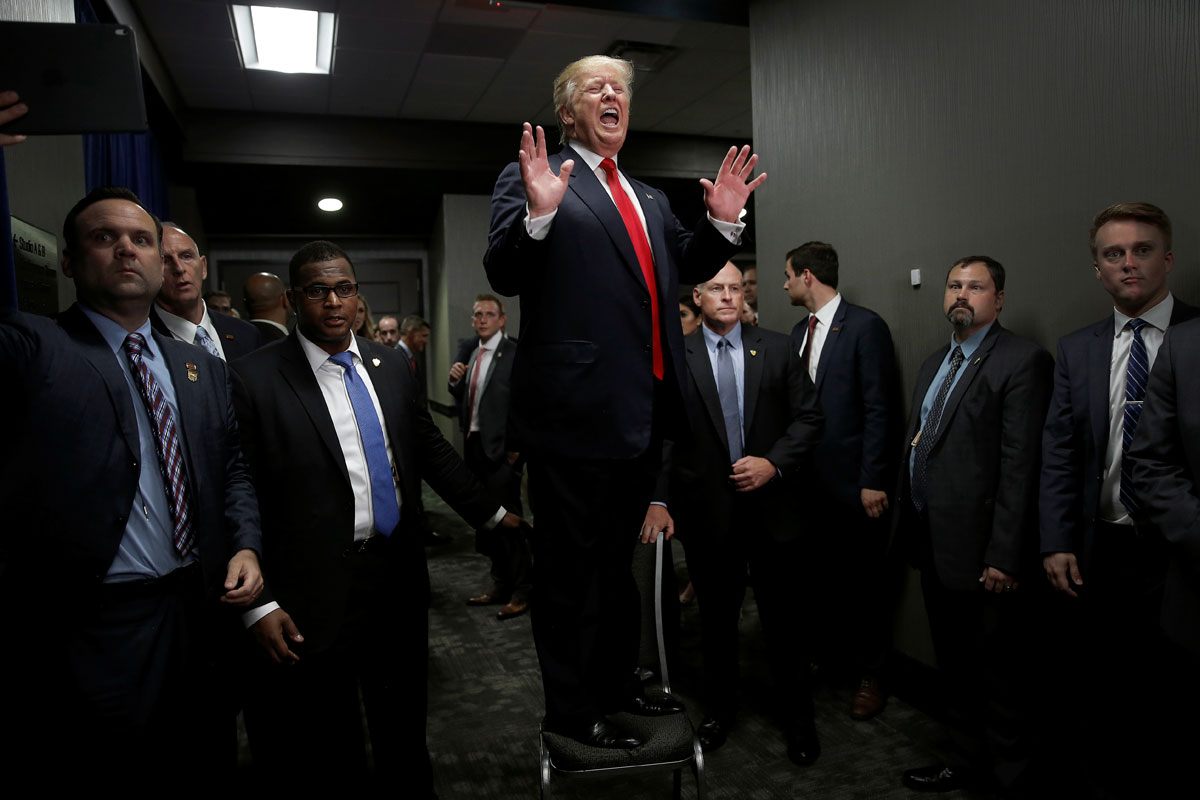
[552,55,635,145]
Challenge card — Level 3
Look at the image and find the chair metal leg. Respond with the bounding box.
[693,737,706,800]
[540,736,552,800]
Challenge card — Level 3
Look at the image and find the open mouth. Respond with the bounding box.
[601,108,620,127]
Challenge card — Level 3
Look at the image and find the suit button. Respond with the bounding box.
[644,344,652,354]
[641,299,649,308]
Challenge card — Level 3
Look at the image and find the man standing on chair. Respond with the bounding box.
[485,54,766,749]
[644,262,823,764]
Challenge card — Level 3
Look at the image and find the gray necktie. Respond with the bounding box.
[193,325,223,360]
[717,338,743,462]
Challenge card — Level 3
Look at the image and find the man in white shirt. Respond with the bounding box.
[231,240,523,795]
[450,294,531,619]
[151,222,261,360]
[1040,202,1197,796]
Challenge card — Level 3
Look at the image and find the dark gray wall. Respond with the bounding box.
[749,0,1200,664]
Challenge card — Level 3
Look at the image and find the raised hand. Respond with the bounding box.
[700,145,767,223]
[0,91,29,147]
[518,122,574,218]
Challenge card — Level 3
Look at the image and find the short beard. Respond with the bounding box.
[947,305,974,330]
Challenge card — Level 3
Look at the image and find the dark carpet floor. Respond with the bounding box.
[419,486,988,800]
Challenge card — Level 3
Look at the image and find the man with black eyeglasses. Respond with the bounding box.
[230,240,524,795]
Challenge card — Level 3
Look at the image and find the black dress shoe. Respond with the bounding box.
[697,717,730,752]
[902,763,969,793]
[623,691,685,716]
[550,718,642,749]
[785,724,820,767]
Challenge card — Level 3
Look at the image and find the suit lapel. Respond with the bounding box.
[156,334,201,475]
[925,325,1002,452]
[687,334,729,454]
[279,335,351,486]
[628,174,672,307]
[58,305,141,459]
[742,325,764,435]
[1087,319,1114,459]
[813,301,848,394]
[562,146,649,289]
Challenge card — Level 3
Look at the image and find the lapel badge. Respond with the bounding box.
[973,357,981,365]
[646,193,653,200]
[224,333,234,340]
[749,349,757,356]
[185,362,199,382]
[371,357,381,367]
[831,327,840,332]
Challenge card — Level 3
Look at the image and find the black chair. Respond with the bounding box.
[539,535,704,799]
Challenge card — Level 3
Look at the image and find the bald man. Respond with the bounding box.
[244,272,291,344]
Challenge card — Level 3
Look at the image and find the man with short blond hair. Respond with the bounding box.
[486,53,766,748]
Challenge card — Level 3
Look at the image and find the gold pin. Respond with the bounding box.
[646,193,653,200]
[749,349,757,356]
[224,334,234,340]
[832,327,840,332]
[974,357,981,364]
[371,357,381,367]
[186,362,199,382]
[911,430,922,447]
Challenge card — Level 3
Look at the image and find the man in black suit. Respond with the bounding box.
[895,256,1053,795]
[450,293,531,620]
[244,271,291,343]
[232,241,521,794]
[644,262,823,762]
[0,187,263,780]
[151,222,261,359]
[1042,202,1197,795]
[784,241,900,720]
[485,53,765,749]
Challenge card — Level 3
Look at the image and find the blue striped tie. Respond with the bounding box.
[1119,318,1148,516]
[329,351,401,536]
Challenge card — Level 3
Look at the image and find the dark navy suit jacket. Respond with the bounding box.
[1040,299,1198,572]
[484,143,739,460]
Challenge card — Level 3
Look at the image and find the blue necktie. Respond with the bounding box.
[329,351,401,536]
[717,338,743,462]
[911,345,965,513]
[1119,318,1149,516]
[193,325,222,360]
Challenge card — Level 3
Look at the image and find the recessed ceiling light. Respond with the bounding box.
[232,5,335,74]
[318,197,343,212]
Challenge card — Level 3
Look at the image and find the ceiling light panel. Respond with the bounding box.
[233,5,335,74]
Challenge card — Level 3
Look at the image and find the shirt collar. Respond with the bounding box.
[155,301,211,343]
[297,329,363,375]
[949,320,995,359]
[479,331,503,352]
[78,304,157,359]
[702,320,743,352]
[568,139,612,174]
[813,292,842,327]
[1112,293,1174,337]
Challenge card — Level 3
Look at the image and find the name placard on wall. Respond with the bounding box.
[11,216,58,316]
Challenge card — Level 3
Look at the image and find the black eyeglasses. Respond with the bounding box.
[296,282,359,301]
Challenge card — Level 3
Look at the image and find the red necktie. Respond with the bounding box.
[600,158,663,380]
[802,314,818,373]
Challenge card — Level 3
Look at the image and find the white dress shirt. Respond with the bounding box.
[1099,293,1174,524]
[155,301,226,360]
[798,293,842,382]
[465,332,502,433]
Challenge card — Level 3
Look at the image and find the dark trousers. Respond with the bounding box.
[687,506,813,728]
[526,450,656,729]
[1049,521,1193,798]
[244,541,434,796]
[465,432,531,602]
[803,499,892,678]
[4,564,234,782]
[919,570,1034,791]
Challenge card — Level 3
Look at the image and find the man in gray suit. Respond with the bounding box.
[450,294,531,619]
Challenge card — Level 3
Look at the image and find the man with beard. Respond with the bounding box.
[893,256,1052,795]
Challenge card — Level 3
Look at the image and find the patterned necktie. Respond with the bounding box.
[717,338,743,462]
[1119,318,1149,516]
[466,347,484,432]
[329,351,401,536]
[193,325,222,360]
[911,345,965,512]
[600,157,663,380]
[123,332,195,556]
[802,314,818,373]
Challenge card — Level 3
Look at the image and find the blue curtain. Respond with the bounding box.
[77,0,170,219]
[1,149,15,309]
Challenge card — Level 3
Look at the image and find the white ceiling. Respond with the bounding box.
[130,0,753,139]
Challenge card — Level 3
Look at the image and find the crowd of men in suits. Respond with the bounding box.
[3,56,1199,799]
